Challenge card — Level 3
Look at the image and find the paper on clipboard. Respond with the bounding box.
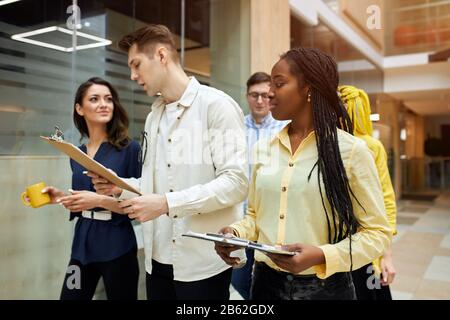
[182,231,296,256]
[40,136,141,195]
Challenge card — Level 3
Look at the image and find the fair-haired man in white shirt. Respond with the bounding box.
[89,24,248,300]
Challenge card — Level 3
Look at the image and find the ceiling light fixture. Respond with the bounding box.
[370,113,380,122]
[0,0,21,7]
[11,26,112,52]
[400,128,407,141]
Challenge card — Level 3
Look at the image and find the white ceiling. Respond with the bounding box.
[388,88,450,115]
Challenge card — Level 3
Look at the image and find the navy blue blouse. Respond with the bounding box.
[69,140,141,265]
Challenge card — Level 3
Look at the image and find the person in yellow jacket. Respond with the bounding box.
[339,85,397,300]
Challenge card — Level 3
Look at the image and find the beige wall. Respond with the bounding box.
[405,112,425,158]
[0,157,73,299]
[376,100,429,195]
[250,0,290,74]
[339,0,385,53]
[404,112,426,191]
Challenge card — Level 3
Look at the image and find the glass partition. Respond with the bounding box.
[0,0,249,299]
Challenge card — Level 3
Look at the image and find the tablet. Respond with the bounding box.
[182,231,296,256]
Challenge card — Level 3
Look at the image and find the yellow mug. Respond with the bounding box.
[21,182,51,208]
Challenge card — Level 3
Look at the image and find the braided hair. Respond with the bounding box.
[281,47,363,270]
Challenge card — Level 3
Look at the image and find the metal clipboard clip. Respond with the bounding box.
[49,125,65,141]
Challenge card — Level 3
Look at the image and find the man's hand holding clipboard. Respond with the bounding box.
[86,169,170,223]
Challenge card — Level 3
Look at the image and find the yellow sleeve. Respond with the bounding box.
[373,141,397,235]
[314,141,392,279]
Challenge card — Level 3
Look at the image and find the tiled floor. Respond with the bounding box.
[230,286,244,300]
[391,191,450,300]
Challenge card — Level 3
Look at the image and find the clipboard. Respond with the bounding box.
[41,136,141,195]
[182,231,296,256]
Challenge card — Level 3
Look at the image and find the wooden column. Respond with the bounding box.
[250,0,290,74]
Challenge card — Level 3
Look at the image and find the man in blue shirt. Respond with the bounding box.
[232,72,288,300]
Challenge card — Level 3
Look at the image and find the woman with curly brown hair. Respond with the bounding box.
[43,77,141,300]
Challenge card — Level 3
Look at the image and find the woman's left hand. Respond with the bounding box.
[380,248,396,286]
[58,190,101,212]
[266,243,325,274]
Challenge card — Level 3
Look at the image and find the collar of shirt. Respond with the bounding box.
[245,113,277,129]
[153,77,200,110]
[273,124,316,157]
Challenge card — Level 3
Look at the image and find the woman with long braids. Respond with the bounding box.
[214,47,392,300]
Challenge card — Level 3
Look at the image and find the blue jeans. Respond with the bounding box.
[231,248,254,300]
[251,262,356,300]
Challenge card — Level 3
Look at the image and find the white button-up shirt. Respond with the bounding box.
[121,77,249,281]
[152,101,179,264]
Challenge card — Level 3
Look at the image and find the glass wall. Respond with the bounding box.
[386,0,450,56]
[0,0,249,299]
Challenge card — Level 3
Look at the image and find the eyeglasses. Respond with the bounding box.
[138,130,148,165]
[247,92,270,100]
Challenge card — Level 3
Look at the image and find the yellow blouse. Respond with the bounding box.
[231,125,392,279]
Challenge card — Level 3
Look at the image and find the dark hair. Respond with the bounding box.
[118,24,179,62]
[281,47,362,270]
[73,77,130,150]
[246,72,271,92]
